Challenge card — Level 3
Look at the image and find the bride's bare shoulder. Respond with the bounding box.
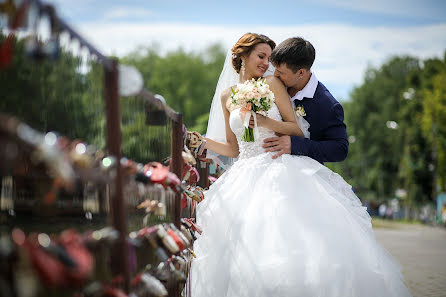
[221,85,237,111]
[220,87,232,101]
[264,75,285,88]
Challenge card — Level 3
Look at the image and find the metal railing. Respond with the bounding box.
[1,0,191,294]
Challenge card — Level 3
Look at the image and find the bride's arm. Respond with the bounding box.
[252,76,303,136]
[203,88,240,158]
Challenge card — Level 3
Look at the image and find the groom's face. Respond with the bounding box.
[273,64,301,89]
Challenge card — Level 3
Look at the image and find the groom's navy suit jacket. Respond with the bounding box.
[291,82,349,164]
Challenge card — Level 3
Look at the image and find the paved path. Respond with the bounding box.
[373,221,446,297]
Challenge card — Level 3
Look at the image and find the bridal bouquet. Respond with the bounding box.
[231,78,275,142]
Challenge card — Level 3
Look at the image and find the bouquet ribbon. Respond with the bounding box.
[240,107,259,140]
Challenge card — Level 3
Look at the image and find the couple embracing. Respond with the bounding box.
[189,33,412,297]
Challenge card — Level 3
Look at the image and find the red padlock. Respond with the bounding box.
[11,228,94,287]
[59,229,94,285]
[103,287,128,297]
[166,228,185,251]
[182,162,200,184]
[183,218,203,235]
[12,229,66,286]
[144,162,168,184]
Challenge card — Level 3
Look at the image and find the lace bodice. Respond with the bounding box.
[229,104,282,159]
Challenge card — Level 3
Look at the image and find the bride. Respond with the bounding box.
[189,33,411,297]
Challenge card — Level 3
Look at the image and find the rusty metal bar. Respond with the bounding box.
[167,114,183,297]
[57,17,113,70]
[139,89,181,123]
[171,114,183,229]
[35,0,113,70]
[104,59,129,292]
[197,161,210,189]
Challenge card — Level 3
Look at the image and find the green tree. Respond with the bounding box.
[120,44,226,129]
[0,33,105,148]
[420,55,446,194]
[341,57,420,201]
[331,53,446,209]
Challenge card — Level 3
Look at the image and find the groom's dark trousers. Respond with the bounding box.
[290,82,349,164]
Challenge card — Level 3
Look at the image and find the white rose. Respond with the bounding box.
[258,85,267,94]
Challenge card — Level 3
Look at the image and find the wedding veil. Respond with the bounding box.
[205,49,239,169]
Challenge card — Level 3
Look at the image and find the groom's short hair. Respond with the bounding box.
[271,37,315,73]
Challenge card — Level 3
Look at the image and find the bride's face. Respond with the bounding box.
[244,43,272,78]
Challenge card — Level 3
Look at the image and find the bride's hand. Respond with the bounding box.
[249,113,268,128]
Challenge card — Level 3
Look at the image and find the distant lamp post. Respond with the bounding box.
[348,135,356,143]
[386,121,398,129]
[403,88,415,100]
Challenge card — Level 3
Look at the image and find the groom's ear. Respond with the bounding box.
[294,68,303,77]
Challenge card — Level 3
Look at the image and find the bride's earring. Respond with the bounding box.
[241,59,246,78]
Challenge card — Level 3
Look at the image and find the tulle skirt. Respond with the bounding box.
[189,153,411,297]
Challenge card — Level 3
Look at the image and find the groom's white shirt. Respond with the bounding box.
[290,72,319,104]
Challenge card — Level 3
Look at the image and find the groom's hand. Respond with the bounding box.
[262,135,291,159]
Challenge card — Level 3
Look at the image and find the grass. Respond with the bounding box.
[371,217,423,229]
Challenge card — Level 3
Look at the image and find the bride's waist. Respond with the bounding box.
[237,142,269,159]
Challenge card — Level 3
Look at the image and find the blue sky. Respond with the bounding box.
[28,0,446,100]
[51,0,446,26]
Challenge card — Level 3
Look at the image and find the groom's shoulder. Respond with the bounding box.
[314,81,341,107]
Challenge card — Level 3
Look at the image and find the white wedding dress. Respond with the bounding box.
[189,103,412,297]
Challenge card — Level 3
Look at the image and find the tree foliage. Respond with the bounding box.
[329,53,446,205]
[120,43,226,133]
[0,33,105,148]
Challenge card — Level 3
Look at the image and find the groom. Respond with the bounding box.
[263,37,349,164]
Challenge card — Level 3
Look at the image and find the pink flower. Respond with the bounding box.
[253,91,261,100]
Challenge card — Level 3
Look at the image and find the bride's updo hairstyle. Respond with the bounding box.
[231,33,276,74]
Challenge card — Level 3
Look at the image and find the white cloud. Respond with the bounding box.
[313,0,445,19]
[103,7,153,21]
[74,22,446,99]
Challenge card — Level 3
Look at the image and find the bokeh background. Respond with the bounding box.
[3,0,445,216]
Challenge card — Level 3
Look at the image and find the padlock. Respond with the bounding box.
[164,225,185,251]
[156,226,179,254]
[169,224,190,248]
[180,225,193,242]
[168,261,186,284]
[130,272,168,297]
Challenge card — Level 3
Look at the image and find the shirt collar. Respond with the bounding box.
[290,72,318,102]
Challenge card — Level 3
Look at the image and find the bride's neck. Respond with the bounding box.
[240,72,259,83]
